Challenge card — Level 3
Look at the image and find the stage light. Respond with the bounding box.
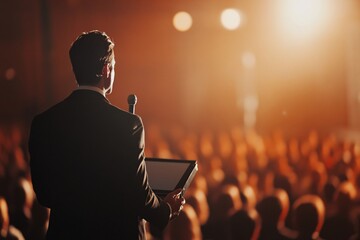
[173,11,192,32]
[244,95,259,112]
[287,0,322,28]
[220,8,243,31]
[279,0,330,37]
[242,52,256,69]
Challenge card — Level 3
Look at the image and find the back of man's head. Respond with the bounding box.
[69,30,114,86]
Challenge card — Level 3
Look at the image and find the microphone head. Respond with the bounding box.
[127,94,137,105]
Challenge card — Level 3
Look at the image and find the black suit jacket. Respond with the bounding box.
[28,90,170,240]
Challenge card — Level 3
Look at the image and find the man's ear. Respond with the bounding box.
[101,64,110,78]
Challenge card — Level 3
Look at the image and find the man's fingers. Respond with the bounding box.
[173,205,184,218]
[172,188,182,196]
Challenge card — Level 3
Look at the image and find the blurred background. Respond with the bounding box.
[1,1,360,239]
[1,0,360,136]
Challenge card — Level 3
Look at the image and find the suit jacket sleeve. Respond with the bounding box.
[28,115,53,208]
[131,115,171,230]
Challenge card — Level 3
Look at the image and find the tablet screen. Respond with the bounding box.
[146,160,191,191]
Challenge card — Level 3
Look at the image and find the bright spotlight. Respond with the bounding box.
[288,0,322,27]
[173,11,193,32]
[220,8,243,31]
[279,0,330,37]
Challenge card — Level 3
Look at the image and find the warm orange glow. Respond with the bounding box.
[244,95,259,112]
[279,0,330,38]
[244,95,259,129]
[242,52,256,69]
[220,8,243,31]
[173,11,193,32]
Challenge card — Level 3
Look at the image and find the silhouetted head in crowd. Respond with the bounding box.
[292,194,325,239]
[348,206,360,240]
[230,209,261,240]
[0,197,24,239]
[334,181,356,214]
[69,30,115,93]
[274,189,290,226]
[273,174,293,202]
[0,197,10,237]
[337,168,355,184]
[355,173,360,192]
[9,178,33,217]
[163,205,202,240]
[322,177,338,204]
[309,166,327,195]
[213,184,242,221]
[8,177,33,237]
[240,185,257,211]
[185,189,210,225]
[206,184,242,240]
[256,189,295,240]
[256,194,282,227]
[28,199,49,240]
[207,156,225,188]
[189,174,208,196]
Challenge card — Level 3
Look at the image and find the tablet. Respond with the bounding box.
[145,158,198,198]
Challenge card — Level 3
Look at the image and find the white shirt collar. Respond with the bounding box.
[76,85,106,97]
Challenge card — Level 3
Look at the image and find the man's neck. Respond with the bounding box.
[77,85,106,97]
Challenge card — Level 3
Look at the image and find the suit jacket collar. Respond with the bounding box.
[70,89,110,104]
[77,85,106,97]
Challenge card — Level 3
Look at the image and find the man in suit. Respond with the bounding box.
[28,30,185,239]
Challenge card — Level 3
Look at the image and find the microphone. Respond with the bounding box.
[127,94,137,114]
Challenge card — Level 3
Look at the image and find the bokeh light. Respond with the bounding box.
[173,11,193,32]
[5,68,16,81]
[241,51,256,69]
[220,8,243,31]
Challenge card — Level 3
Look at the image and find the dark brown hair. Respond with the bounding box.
[69,30,114,85]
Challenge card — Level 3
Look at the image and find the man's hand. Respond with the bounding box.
[163,188,186,220]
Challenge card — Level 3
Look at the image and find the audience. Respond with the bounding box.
[1,122,360,239]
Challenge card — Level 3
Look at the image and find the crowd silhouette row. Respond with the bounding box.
[1,122,360,239]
